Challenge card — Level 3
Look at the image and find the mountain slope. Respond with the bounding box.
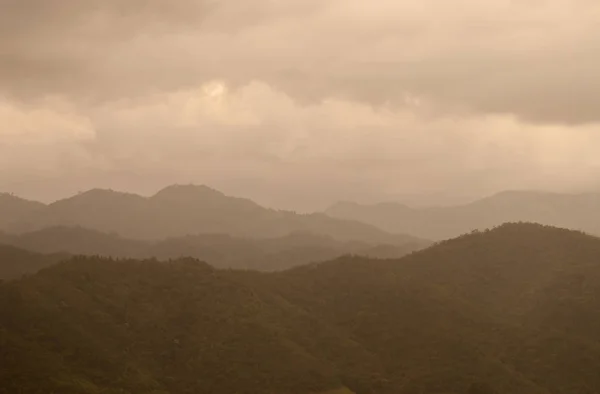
[0,258,371,394]
[0,244,65,280]
[3,224,600,393]
[8,185,424,247]
[269,223,600,393]
[326,190,600,240]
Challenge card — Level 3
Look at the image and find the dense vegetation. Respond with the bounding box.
[0,226,425,273]
[326,190,600,240]
[3,223,600,393]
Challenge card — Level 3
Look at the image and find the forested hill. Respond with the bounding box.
[3,223,600,393]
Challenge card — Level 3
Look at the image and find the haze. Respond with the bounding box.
[2,0,600,211]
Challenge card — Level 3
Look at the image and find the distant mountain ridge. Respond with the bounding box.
[2,185,424,246]
[0,193,45,231]
[0,226,424,274]
[326,190,600,240]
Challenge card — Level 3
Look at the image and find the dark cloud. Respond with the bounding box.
[1,0,599,124]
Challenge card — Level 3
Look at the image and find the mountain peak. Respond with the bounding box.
[439,222,593,248]
[0,193,44,205]
[152,184,225,200]
[56,188,144,205]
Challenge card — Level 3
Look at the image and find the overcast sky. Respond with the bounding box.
[1,0,600,210]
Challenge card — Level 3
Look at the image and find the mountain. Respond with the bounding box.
[270,223,600,394]
[3,223,600,393]
[0,244,65,281]
[0,226,425,273]
[326,190,600,240]
[7,185,424,247]
[144,231,423,271]
[0,226,147,258]
[0,257,371,394]
[0,193,45,231]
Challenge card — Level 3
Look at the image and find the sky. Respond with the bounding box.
[1,0,600,211]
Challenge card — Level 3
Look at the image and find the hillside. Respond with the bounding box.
[264,223,600,393]
[0,193,45,232]
[0,227,425,273]
[3,223,600,393]
[0,244,65,280]
[326,190,600,240]
[0,258,372,394]
[6,185,422,247]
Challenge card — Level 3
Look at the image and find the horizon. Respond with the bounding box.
[2,183,600,212]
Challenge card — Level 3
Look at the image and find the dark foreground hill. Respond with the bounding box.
[4,185,422,247]
[0,226,425,274]
[326,190,600,240]
[0,244,66,281]
[3,223,600,394]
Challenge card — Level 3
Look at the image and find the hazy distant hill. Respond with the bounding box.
[0,193,45,232]
[143,231,424,271]
[326,190,600,240]
[0,227,146,258]
[0,226,425,273]
[5,185,423,246]
[0,244,65,280]
[3,223,600,393]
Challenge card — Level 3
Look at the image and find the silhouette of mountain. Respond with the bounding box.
[7,185,423,246]
[326,190,600,240]
[0,226,425,273]
[3,223,600,393]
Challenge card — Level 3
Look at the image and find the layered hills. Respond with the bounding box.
[326,190,600,240]
[0,244,66,281]
[1,186,422,246]
[0,226,423,274]
[3,223,600,393]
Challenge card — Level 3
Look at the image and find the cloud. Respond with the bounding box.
[1,1,600,209]
[1,0,599,123]
[2,80,599,210]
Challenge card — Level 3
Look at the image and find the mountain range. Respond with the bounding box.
[326,190,600,240]
[0,226,424,274]
[3,223,600,393]
[0,185,422,247]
